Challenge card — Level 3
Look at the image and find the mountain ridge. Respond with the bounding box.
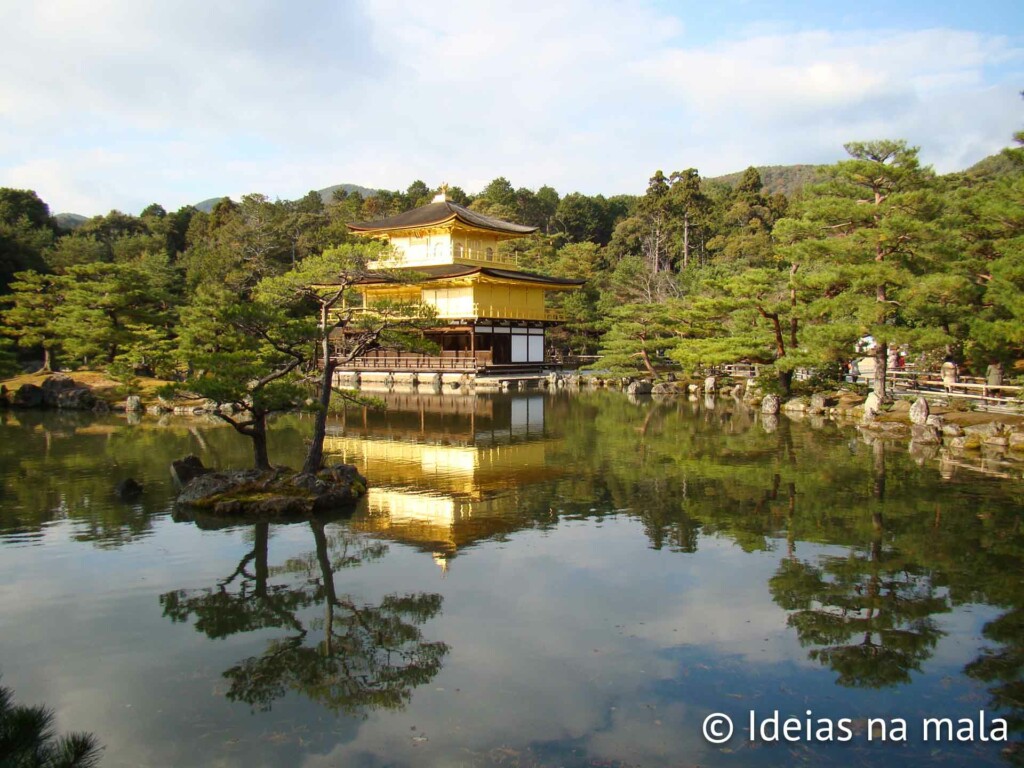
[53,150,1020,222]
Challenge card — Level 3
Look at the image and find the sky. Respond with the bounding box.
[0,0,1021,216]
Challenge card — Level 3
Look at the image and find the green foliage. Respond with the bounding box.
[0,188,54,293]
[5,127,1021,394]
[0,675,101,768]
[0,336,19,377]
[593,301,680,375]
[1,271,61,369]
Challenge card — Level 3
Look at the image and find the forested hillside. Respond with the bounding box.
[706,164,824,197]
[2,135,1022,397]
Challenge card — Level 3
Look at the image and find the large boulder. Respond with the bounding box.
[909,397,930,425]
[626,380,653,395]
[12,384,44,408]
[910,424,942,445]
[176,463,367,518]
[125,395,143,412]
[651,381,681,395]
[703,376,717,394]
[176,469,264,506]
[761,394,780,414]
[171,455,212,486]
[41,374,80,407]
[964,422,1005,438]
[862,392,882,422]
[56,387,96,410]
[810,392,838,410]
[289,464,367,511]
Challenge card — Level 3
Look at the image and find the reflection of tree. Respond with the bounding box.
[161,520,447,717]
[770,507,949,688]
[966,608,1024,762]
[0,410,307,547]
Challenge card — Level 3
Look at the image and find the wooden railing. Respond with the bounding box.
[882,369,1021,405]
[347,304,565,322]
[336,350,493,371]
[465,304,565,322]
[369,248,520,269]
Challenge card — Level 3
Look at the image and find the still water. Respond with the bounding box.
[1,391,1022,767]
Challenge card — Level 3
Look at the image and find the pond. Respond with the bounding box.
[1,390,1022,767]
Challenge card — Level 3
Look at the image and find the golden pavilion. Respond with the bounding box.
[344,187,583,373]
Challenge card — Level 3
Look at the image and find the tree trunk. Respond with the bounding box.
[873,342,887,399]
[777,368,793,398]
[302,309,337,475]
[639,347,657,377]
[302,360,336,474]
[682,214,690,270]
[252,416,271,471]
[40,346,52,373]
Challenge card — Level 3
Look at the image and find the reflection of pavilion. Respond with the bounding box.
[324,393,562,570]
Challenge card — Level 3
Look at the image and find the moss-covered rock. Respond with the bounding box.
[174,462,367,520]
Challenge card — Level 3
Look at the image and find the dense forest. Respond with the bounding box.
[1,132,1022,400]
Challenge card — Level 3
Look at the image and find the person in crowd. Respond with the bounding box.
[941,356,959,392]
[986,360,1004,388]
[849,358,860,384]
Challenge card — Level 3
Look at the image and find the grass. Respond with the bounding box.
[0,369,174,403]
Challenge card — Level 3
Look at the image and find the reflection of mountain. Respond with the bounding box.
[325,393,564,567]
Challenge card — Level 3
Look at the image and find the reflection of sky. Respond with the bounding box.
[0,400,1015,768]
[0,510,1001,768]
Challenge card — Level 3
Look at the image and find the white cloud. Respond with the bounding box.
[0,1,1020,214]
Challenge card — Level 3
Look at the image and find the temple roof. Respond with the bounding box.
[349,200,537,236]
[357,264,584,287]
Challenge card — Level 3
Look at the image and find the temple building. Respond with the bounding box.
[343,188,583,374]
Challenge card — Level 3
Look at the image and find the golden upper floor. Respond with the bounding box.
[349,192,536,270]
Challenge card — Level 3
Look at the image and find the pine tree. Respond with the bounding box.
[1,271,62,371]
[775,141,944,396]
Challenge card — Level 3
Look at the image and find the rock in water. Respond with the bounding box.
[175,464,368,518]
[13,384,44,408]
[171,455,211,486]
[862,392,882,422]
[909,397,929,425]
[626,380,653,395]
[910,424,941,445]
[703,376,717,394]
[125,395,142,412]
[761,394,780,414]
[115,478,143,500]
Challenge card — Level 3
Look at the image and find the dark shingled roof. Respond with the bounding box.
[349,200,537,235]
[357,264,584,288]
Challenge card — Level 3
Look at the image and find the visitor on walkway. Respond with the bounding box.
[941,356,959,392]
[848,358,860,384]
[986,360,1004,388]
